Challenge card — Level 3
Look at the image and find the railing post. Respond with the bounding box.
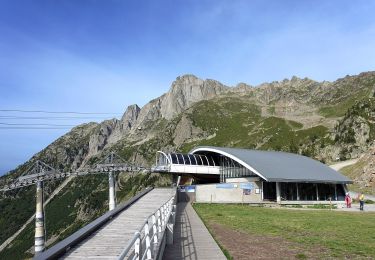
[166,201,176,245]
[145,221,152,259]
[157,209,162,234]
[162,205,166,228]
[171,204,176,224]
[134,232,140,260]
[152,214,158,245]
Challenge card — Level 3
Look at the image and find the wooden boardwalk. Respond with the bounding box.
[163,202,226,260]
[62,188,175,259]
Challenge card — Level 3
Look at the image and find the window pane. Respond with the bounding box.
[196,155,203,165]
[201,156,209,165]
[171,154,178,164]
[188,154,197,165]
[177,154,184,164]
[183,154,191,165]
[207,156,215,166]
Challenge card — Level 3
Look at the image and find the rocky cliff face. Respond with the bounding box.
[78,75,229,161]
[160,75,228,119]
[129,75,228,134]
[354,145,375,190]
[10,72,374,174]
[33,123,98,172]
[13,75,229,173]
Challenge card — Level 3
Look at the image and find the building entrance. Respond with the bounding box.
[263,182,276,201]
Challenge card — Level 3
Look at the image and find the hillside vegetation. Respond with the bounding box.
[1,72,374,259]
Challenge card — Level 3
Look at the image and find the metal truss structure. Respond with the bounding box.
[0,152,148,192]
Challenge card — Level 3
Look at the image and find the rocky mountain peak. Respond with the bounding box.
[290,75,299,82]
[121,104,141,130]
[233,82,253,93]
[160,74,229,119]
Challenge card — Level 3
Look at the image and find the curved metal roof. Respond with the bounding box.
[190,146,352,184]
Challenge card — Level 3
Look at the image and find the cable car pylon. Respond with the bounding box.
[0,151,148,255]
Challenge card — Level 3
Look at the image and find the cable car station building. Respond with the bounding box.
[154,146,352,204]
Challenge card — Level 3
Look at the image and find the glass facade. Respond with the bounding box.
[263,182,346,201]
[281,183,345,201]
[219,155,257,182]
[167,153,218,166]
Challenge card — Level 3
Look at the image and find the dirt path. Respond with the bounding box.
[207,222,326,259]
[329,159,359,171]
[0,176,74,252]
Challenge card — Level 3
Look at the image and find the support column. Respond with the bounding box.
[276,182,281,204]
[108,172,116,211]
[296,183,300,200]
[343,184,348,194]
[334,184,338,201]
[35,181,45,254]
[316,184,319,201]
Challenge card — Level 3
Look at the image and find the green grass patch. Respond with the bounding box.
[306,204,337,209]
[193,203,375,258]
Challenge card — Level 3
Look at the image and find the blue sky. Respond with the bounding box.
[0,0,374,175]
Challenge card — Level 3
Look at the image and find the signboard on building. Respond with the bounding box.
[179,185,196,193]
[186,185,196,193]
[216,183,235,189]
[240,183,254,190]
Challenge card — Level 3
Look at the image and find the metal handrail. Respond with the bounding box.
[118,190,176,260]
[118,232,141,259]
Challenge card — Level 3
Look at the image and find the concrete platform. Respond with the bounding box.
[163,202,226,260]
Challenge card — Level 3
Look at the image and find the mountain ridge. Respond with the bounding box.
[0,71,374,259]
[2,71,375,177]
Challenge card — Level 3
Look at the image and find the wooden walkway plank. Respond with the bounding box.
[62,188,175,259]
[163,202,226,260]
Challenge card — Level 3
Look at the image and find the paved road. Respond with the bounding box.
[163,202,226,260]
[337,203,375,212]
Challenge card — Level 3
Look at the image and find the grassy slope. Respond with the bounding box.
[319,89,370,117]
[0,187,35,246]
[194,204,375,259]
[318,75,374,117]
[181,97,329,159]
